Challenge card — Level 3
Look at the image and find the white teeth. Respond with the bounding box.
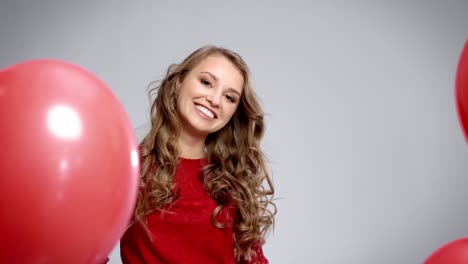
[196,105,215,118]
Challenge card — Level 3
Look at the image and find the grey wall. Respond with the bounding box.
[1,1,467,263]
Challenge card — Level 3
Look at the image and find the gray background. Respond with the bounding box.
[1,1,468,263]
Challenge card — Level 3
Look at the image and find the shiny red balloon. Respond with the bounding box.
[456,39,468,142]
[0,60,139,263]
[425,238,468,264]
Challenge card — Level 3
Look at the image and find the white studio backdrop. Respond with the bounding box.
[1,1,468,263]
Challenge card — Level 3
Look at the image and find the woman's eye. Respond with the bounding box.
[200,78,212,87]
[226,95,236,103]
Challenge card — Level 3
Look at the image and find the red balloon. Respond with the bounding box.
[425,238,468,264]
[456,39,468,142]
[0,60,139,263]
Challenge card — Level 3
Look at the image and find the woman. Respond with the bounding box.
[120,46,276,263]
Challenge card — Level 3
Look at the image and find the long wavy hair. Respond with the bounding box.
[134,45,276,261]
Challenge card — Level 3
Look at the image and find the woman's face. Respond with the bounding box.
[176,54,244,139]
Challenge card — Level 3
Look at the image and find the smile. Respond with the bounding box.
[195,104,216,119]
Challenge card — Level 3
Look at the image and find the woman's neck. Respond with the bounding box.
[177,131,206,159]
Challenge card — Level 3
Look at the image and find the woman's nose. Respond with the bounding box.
[206,89,222,107]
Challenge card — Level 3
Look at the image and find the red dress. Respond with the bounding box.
[120,158,268,264]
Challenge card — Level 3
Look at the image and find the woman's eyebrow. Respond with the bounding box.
[226,88,241,97]
[200,71,218,81]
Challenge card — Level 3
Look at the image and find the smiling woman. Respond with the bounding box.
[119,46,276,264]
